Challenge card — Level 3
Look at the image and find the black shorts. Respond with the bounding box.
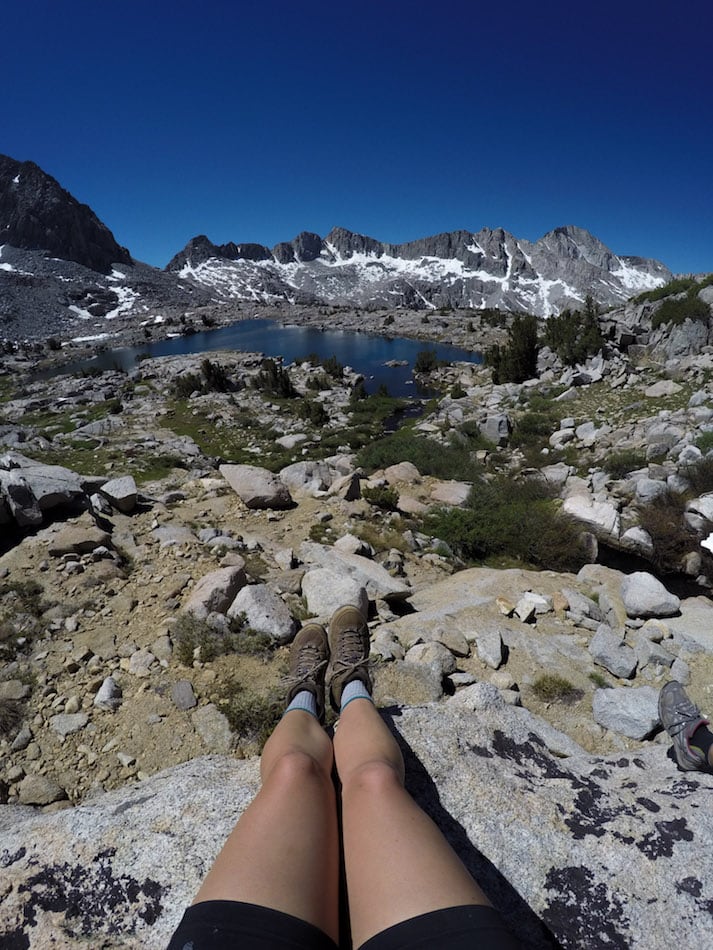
[166,900,522,949]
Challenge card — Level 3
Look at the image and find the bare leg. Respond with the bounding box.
[334,699,489,947]
[193,710,340,942]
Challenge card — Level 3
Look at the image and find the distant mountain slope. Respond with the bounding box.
[0,154,131,273]
[167,224,671,316]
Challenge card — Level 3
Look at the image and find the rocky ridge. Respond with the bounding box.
[167,224,671,316]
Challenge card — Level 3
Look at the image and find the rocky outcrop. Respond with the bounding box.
[1,701,711,949]
[0,154,131,273]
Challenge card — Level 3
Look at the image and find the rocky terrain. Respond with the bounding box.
[2,275,713,946]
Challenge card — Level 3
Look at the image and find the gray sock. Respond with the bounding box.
[284,689,318,718]
[341,679,373,712]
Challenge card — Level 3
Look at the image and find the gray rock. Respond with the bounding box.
[589,624,637,678]
[10,723,33,752]
[47,523,112,556]
[94,676,122,712]
[191,705,233,753]
[592,685,660,739]
[430,480,471,506]
[404,641,457,677]
[670,657,691,684]
[634,478,668,503]
[479,414,511,446]
[0,700,712,947]
[171,680,197,711]
[619,527,655,558]
[279,459,334,494]
[448,681,505,711]
[299,542,410,603]
[183,564,247,619]
[99,475,138,513]
[634,636,674,671]
[383,461,421,483]
[561,586,604,622]
[152,525,195,547]
[301,569,369,620]
[665,596,713,652]
[621,572,681,618]
[0,680,31,700]
[17,773,67,806]
[49,713,89,738]
[563,493,620,538]
[227,584,297,644]
[475,628,504,669]
[220,464,293,509]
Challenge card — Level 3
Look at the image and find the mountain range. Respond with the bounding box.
[0,153,672,341]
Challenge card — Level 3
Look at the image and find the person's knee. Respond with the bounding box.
[343,758,405,795]
[269,749,331,786]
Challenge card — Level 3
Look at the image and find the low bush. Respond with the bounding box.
[356,428,481,482]
[424,476,586,572]
[695,432,713,454]
[414,349,439,374]
[218,679,283,751]
[532,674,580,702]
[634,277,699,304]
[0,698,23,738]
[683,456,713,495]
[173,358,234,397]
[362,485,399,511]
[636,490,695,574]
[295,398,329,427]
[606,449,648,479]
[651,295,710,329]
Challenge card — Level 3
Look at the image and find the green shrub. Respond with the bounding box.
[485,313,539,383]
[606,449,648,479]
[414,349,439,374]
[424,476,586,571]
[543,296,603,366]
[173,359,234,397]
[634,277,699,304]
[695,431,713,454]
[253,358,296,397]
[589,671,610,689]
[0,699,23,738]
[362,485,399,511]
[637,490,695,573]
[683,456,713,495]
[424,476,585,571]
[651,295,710,330]
[532,674,580,702]
[451,383,466,399]
[356,428,481,482]
[218,679,283,751]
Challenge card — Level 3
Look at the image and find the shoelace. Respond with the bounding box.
[286,643,328,688]
[332,627,369,676]
[665,695,702,737]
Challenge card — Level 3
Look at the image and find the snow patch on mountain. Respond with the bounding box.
[168,226,671,316]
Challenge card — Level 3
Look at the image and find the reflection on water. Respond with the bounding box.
[40,319,482,398]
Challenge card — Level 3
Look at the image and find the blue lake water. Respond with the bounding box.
[49,319,482,398]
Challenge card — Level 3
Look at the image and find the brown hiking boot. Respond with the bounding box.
[327,605,372,712]
[285,623,329,722]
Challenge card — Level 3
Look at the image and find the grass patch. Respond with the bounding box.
[532,674,580,702]
[589,671,610,689]
[353,519,411,555]
[696,432,713,454]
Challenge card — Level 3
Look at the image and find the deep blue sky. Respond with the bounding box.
[4,0,712,273]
